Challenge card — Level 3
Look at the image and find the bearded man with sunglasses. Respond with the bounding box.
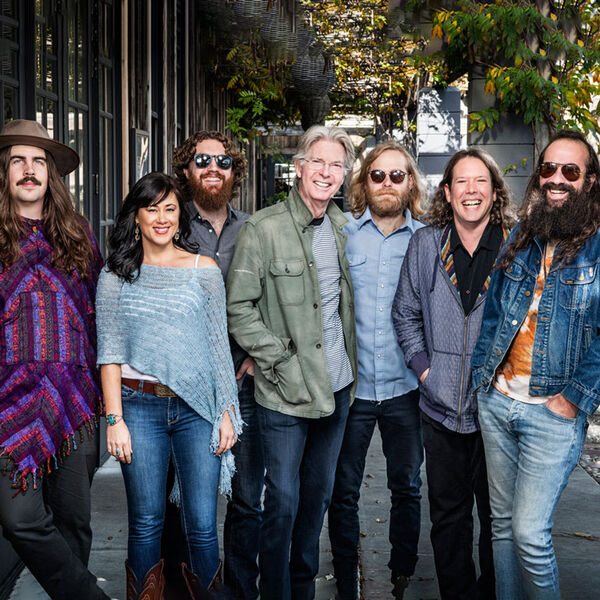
[172,131,263,599]
[393,147,515,599]
[326,142,426,600]
[471,130,600,599]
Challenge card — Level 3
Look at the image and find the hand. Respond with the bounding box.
[545,394,578,419]
[236,357,255,379]
[106,420,133,463]
[419,368,430,384]
[216,409,237,455]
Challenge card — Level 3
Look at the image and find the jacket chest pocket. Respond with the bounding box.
[0,291,86,366]
[269,259,306,305]
[558,265,597,311]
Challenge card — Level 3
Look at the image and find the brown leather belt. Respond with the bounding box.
[121,378,176,398]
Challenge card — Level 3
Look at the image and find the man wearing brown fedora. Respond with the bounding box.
[0,120,109,599]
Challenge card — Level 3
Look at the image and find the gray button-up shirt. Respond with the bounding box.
[184,200,250,370]
[185,201,249,280]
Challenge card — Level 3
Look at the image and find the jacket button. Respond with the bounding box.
[507,267,512,273]
[308,261,314,267]
[525,290,531,296]
[496,349,501,355]
[316,343,322,349]
[313,303,318,309]
[511,320,518,325]
[483,379,488,386]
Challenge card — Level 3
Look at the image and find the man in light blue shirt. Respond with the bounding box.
[328,141,425,600]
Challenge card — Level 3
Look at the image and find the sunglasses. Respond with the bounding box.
[369,169,407,185]
[194,153,233,170]
[539,162,582,182]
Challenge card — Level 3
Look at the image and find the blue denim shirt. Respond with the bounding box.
[344,207,423,401]
[472,226,600,416]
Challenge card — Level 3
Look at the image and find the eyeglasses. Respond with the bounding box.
[369,169,407,185]
[303,158,345,175]
[539,162,582,182]
[194,153,233,170]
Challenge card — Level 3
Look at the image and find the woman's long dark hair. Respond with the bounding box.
[107,172,196,282]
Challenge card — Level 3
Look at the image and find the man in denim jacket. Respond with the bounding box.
[472,130,600,599]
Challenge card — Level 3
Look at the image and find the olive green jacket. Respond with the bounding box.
[226,185,357,418]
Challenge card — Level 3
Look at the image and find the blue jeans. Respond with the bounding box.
[328,391,422,596]
[120,384,221,589]
[478,387,588,600]
[223,375,264,599]
[257,384,351,600]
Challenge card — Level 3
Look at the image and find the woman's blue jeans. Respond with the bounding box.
[120,384,220,589]
[478,387,588,600]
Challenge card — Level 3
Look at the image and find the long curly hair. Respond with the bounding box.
[426,147,515,229]
[172,131,247,196]
[348,142,426,219]
[0,147,94,277]
[106,172,197,282]
[497,130,600,269]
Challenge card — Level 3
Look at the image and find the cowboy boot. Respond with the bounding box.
[208,560,223,591]
[126,559,165,600]
[181,560,223,599]
[126,560,139,600]
[139,559,165,600]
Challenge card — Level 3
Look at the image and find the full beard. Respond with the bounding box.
[367,187,410,218]
[188,173,235,212]
[526,183,592,242]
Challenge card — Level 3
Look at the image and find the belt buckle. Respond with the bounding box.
[154,383,174,397]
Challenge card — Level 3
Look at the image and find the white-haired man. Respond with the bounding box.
[227,125,357,600]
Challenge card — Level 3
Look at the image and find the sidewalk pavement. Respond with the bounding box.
[9,429,600,600]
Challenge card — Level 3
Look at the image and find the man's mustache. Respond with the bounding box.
[201,171,225,182]
[17,176,42,186]
[541,182,575,194]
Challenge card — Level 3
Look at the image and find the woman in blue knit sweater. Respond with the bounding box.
[95,172,241,599]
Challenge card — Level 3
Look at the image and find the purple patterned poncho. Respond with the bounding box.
[0,217,103,490]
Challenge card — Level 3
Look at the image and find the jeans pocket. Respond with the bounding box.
[541,403,577,424]
[121,383,138,400]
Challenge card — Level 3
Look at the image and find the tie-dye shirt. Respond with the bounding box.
[494,244,555,403]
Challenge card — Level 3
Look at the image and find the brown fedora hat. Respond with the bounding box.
[0,119,79,176]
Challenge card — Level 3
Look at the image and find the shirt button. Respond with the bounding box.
[379,307,383,312]
[377,354,381,358]
[209,229,213,233]
[380,284,384,288]
[465,290,470,294]
[382,261,386,265]
[512,320,518,325]
[316,343,322,349]
[216,252,219,256]
[378,331,382,335]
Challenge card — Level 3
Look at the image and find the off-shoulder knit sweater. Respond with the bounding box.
[95,264,241,496]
